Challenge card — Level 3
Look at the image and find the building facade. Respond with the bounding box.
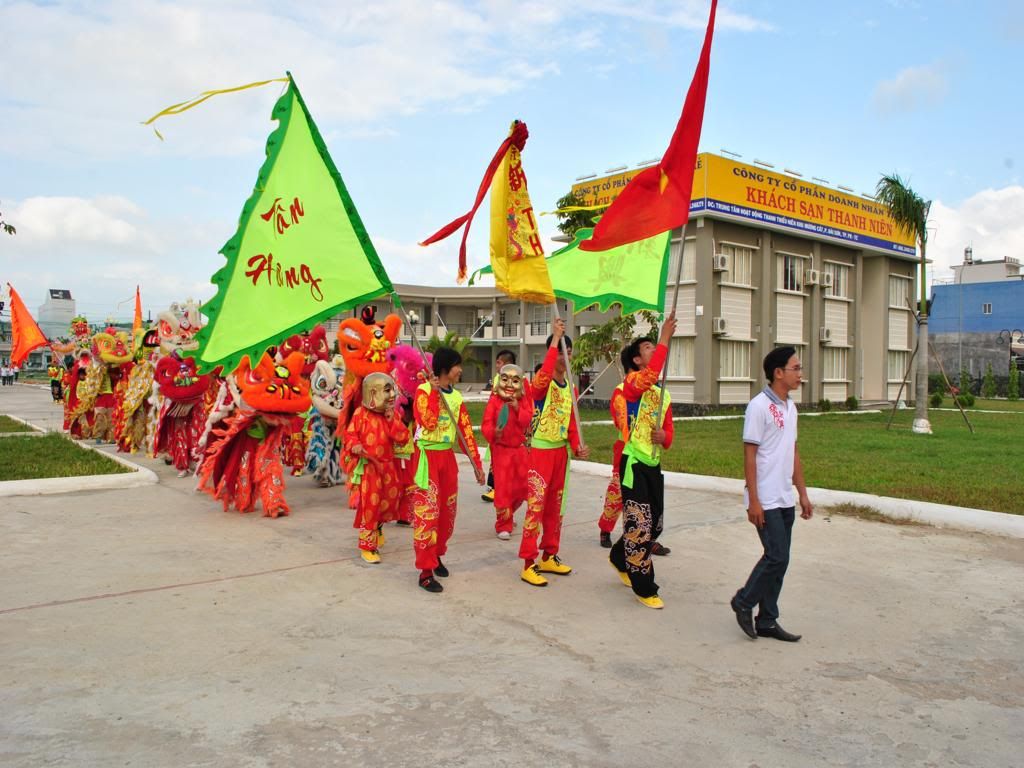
[930,254,1024,379]
[569,153,921,405]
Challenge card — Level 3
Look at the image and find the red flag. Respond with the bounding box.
[6,283,48,367]
[420,120,530,282]
[580,0,717,252]
[133,285,143,334]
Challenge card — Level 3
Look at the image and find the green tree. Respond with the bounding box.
[0,201,15,236]
[571,310,660,378]
[875,174,931,433]
[982,362,997,399]
[424,331,484,374]
[1008,362,1020,401]
[554,191,602,239]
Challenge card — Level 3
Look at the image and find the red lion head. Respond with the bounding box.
[155,353,213,403]
[279,325,330,377]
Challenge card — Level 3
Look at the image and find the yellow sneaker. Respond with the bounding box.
[520,564,548,587]
[361,550,381,564]
[610,561,631,587]
[636,594,664,609]
[481,488,495,503]
[537,555,572,575]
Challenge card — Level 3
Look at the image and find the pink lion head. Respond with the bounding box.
[386,345,431,416]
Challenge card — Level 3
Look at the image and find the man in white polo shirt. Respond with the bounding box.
[730,346,813,642]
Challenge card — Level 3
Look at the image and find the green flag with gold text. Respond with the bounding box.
[192,73,393,373]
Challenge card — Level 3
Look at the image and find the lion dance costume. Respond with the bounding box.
[481,364,533,539]
[198,352,311,518]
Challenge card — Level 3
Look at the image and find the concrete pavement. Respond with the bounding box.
[1,383,1022,767]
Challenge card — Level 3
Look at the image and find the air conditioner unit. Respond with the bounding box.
[819,326,832,343]
[713,253,729,271]
[820,272,834,288]
[805,268,820,285]
[712,317,728,334]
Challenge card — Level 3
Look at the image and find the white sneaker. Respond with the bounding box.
[497,531,511,540]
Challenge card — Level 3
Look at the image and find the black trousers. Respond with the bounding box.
[735,507,795,627]
[609,457,664,598]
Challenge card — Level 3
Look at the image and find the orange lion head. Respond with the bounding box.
[234,351,311,414]
[336,307,402,380]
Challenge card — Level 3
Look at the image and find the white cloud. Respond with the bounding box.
[928,186,1024,280]
[873,62,949,114]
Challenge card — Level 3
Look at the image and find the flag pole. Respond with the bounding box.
[550,301,586,450]
[653,241,684,460]
[392,296,476,465]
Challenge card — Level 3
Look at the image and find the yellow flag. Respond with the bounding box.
[488,124,554,304]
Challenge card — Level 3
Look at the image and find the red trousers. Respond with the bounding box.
[599,468,623,533]
[491,443,528,534]
[519,445,569,561]
[391,456,416,524]
[352,460,402,551]
[411,448,459,571]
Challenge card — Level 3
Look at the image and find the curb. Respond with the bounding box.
[0,416,159,498]
[569,460,1024,539]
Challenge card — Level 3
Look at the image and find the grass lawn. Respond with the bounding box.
[0,415,33,433]
[0,433,131,481]
[955,397,1024,413]
[577,409,1023,515]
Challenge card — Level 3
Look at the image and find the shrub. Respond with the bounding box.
[928,373,945,393]
[1009,364,1020,402]
[956,392,975,408]
[844,395,859,411]
[982,363,997,399]
[929,391,943,408]
[818,398,832,412]
[958,367,975,396]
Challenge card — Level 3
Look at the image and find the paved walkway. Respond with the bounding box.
[1,384,1022,767]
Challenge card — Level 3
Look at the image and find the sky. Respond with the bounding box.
[2,0,1022,323]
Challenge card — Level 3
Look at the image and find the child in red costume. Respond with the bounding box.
[481,363,532,540]
[410,347,485,593]
[519,319,590,587]
[343,372,410,564]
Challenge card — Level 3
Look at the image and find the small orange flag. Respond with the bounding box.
[133,285,143,334]
[6,283,48,367]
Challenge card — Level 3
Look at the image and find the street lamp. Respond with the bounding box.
[996,329,1024,373]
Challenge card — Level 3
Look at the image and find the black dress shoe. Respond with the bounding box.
[599,531,612,548]
[433,560,450,578]
[730,594,757,640]
[419,576,444,593]
[651,542,671,556]
[756,623,801,642]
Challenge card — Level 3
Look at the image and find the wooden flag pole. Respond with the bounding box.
[652,241,685,460]
[392,297,476,465]
[550,301,586,450]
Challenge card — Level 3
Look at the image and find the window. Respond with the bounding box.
[721,243,753,286]
[777,253,805,292]
[528,304,550,335]
[823,347,848,381]
[888,276,910,308]
[824,262,850,299]
[887,350,909,381]
[666,337,694,378]
[666,238,696,282]
[719,340,750,379]
[983,303,993,315]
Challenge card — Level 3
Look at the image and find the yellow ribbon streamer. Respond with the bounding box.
[538,203,609,216]
[141,77,290,140]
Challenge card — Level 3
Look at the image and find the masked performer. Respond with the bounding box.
[481,363,533,540]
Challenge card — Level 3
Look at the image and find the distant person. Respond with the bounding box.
[12,365,19,382]
[730,346,813,642]
[1,362,10,386]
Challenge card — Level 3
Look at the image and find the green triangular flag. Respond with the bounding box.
[469,226,670,315]
[192,73,394,372]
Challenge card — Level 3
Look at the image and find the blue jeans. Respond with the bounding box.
[736,507,794,627]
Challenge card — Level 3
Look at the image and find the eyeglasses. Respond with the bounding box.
[784,365,803,372]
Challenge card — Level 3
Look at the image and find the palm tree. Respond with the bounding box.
[424,330,485,376]
[875,173,932,434]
